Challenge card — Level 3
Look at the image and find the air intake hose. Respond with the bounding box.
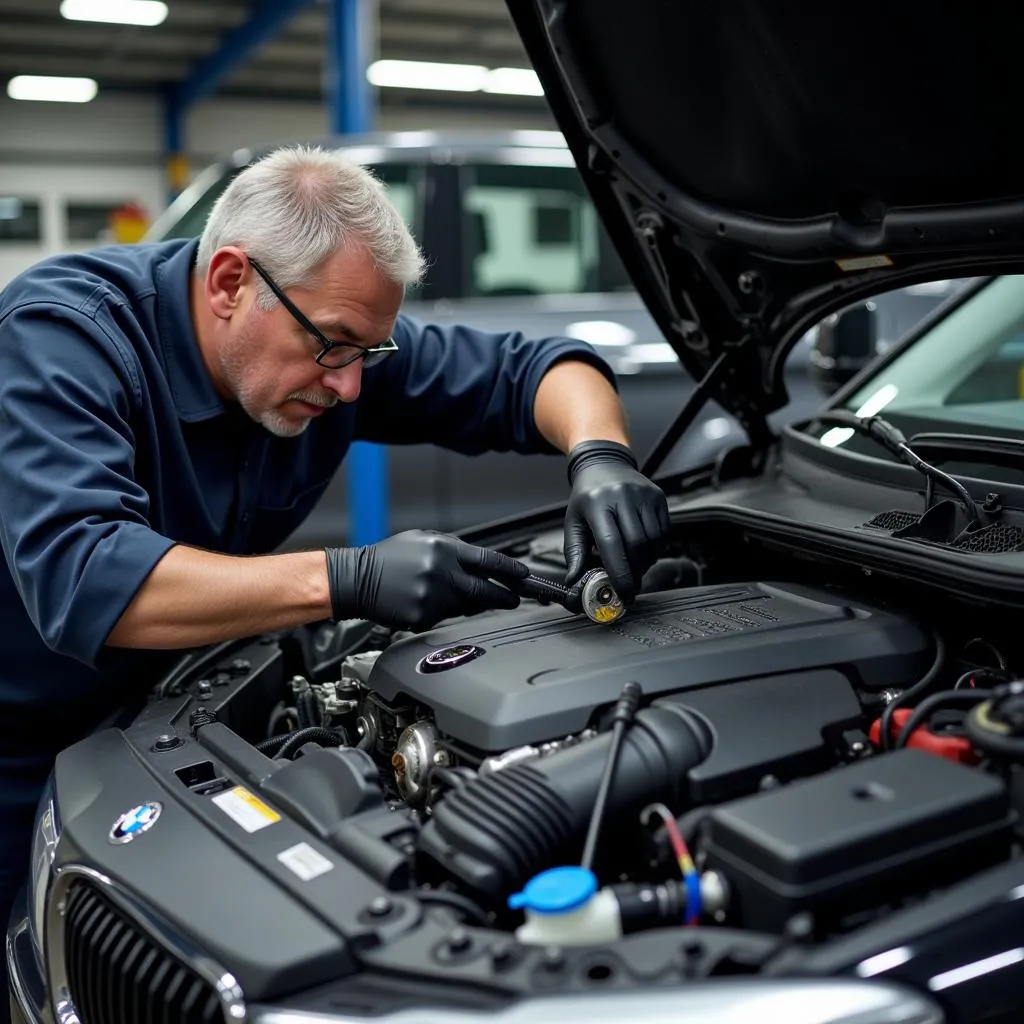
[416,704,710,902]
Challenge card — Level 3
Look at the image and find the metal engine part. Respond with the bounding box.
[361,689,419,759]
[340,650,383,686]
[288,675,311,697]
[478,729,598,774]
[311,679,360,724]
[511,567,625,625]
[478,745,540,775]
[392,722,446,806]
[580,569,625,625]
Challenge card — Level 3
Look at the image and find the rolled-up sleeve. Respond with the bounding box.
[353,313,618,455]
[0,301,175,666]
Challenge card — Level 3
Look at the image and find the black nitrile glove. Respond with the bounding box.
[325,530,530,631]
[563,440,671,603]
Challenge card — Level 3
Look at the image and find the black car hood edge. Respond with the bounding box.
[505,0,1024,455]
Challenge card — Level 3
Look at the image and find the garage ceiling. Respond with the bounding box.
[0,0,542,112]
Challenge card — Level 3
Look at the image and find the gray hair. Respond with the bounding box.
[196,144,425,307]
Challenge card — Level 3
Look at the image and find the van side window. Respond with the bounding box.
[158,161,424,257]
[462,163,626,297]
[0,197,42,243]
[371,162,421,237]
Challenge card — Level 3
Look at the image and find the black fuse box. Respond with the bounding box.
[702,749,1014,933]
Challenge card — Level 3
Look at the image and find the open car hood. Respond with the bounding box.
[505,0,1024,445]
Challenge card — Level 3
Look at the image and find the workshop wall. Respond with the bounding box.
[0,92,555,282]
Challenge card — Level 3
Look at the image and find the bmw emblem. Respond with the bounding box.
[109,802,162,845]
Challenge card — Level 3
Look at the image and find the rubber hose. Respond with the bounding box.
[296,690,320,731]
[257,727,345,760]
[417,703,710,901]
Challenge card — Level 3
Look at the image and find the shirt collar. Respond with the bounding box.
[154,238,227,423]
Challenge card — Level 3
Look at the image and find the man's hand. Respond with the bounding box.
[326,530,530,630]
[563,440,670,603]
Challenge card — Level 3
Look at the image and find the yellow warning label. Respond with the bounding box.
[835,254,894,272]
[211,786,281,833]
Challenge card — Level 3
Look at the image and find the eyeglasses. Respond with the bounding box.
[248,257,398,370]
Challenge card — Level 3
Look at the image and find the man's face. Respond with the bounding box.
[217,246,404,438]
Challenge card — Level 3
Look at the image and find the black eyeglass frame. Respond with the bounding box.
[248,257,398,370]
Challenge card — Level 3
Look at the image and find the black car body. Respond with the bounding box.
[9,3,1024,1023]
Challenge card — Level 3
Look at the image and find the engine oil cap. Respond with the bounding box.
[508,866,597,915]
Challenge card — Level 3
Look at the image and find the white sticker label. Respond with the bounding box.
[277,842,334,881]
[835,254,893,272]
[211,786,281,833]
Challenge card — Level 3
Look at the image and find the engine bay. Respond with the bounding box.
[86,548,1024,1006]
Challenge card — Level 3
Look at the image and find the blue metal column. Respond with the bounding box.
[326,0,390,546]
[162,94,186,207]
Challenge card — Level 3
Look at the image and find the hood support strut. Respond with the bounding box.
[641,343,773,478]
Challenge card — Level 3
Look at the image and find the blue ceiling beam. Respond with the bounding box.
[162,0,315,201]
[171,0,317,112]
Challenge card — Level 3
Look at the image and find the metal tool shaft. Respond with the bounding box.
[517,573,582,612]
[512,569,624,625]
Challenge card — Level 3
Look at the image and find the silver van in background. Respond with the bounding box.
[147,132,960,545]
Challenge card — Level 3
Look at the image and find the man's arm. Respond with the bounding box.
[107,358,662,648]
[354,314,619,455]
[105,546,331,650]
[109,349,629,650]
[0,304,331,661]
[532,358,631,454]
[0,304,531,664]
[355,316,669,600]
[531,357,671,601]
[109,529,531,647]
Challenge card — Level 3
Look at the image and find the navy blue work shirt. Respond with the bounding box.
[0,238,614,761]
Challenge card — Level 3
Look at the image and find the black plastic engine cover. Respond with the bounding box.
[656,669,863,803]
[367,582,931,752]
[702,749,1014,932]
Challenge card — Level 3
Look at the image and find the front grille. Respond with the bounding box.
[64,880,224,1024]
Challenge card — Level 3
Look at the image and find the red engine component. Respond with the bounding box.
[869,708,981,765]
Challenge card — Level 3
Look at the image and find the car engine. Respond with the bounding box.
[144,566,1018,960]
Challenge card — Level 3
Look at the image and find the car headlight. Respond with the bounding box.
[27,776,61,963]
[250,977,943,1024]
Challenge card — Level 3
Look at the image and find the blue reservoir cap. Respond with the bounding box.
[507,866,597,915]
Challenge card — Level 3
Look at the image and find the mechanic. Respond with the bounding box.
[0,144,669,1012]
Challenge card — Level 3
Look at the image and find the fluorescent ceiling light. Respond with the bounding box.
[367,60,487,92]
[60,0,168,26]
[7,75,97,102]
[856,947,913,978]
[484,67,544,96]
